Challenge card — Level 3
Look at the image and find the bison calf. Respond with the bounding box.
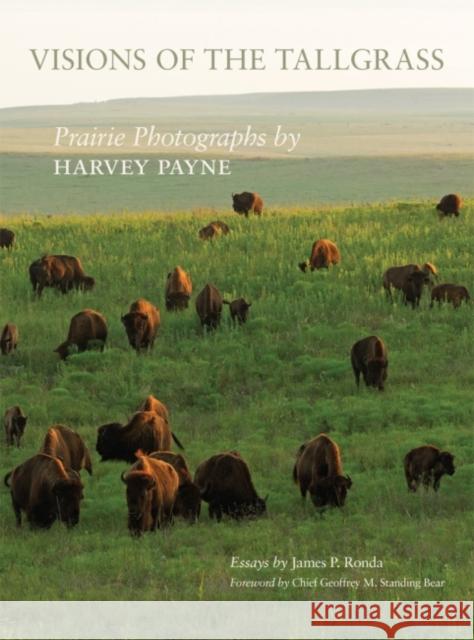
[293,434,352,509]
[223,298,252,325]
[430,283,470,308]
[55,309,107,360]
[1,323,18,355]
[122,298,160,352]
[404,445,455,492]
[4,406,27,447]
[351,336,388,391]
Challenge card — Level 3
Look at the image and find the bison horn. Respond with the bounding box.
[121,471,128,483]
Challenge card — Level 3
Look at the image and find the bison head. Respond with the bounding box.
[53,475,83,527]
[298,261,309,273]
[54,341,73,360]
[438,452,455,476]
[310,475,352,508]
[96,422,124,461]
[367,358,388,391]
[122,471,155,536]
[121,312,149,351]
[81,276,95,291]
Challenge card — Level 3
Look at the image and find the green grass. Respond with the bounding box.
[0,203,472,601]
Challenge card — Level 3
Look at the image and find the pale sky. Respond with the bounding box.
[1,0,472,108]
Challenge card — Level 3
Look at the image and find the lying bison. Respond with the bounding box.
[5,454,84,528]
[194,451,267,521]
[299,239,340,272]
[436,194,462,218]
[223,298,252,325]
[150,451,201,523]
[232,192,263,217]
[4,406,27,447]
[0,323,18,355]
[383,263,437,302]
[0,228,15,249]
[41,425,92,475]
[54,309,107,360]
[122,298,160,352]
[199,221,230,240]
[351,336,388,391]
[293,434,352,509]
[404,445,455,492]
[165,266,192,311]
[29,255,94,297]
[121,452,179,535]
[430,284,470,308]
[137,395,170,422]
[195,283,223,330]
[96,411,184,463]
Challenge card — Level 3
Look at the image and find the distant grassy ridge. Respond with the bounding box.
[0,203,472,601]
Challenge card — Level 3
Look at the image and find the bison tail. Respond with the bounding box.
[4,471,12,488]
[172,432,185,450]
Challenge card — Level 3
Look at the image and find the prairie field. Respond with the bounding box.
[0,203,472,601]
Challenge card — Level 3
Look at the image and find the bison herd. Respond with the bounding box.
[0,192,467,535]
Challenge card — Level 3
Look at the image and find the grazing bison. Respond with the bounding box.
[29,255,94,297]
[299,239,340,272]
[430,284,470,308]
[121,452,179,535]
[54,309,107,360]
[223,298,252,325]
[150,451,201,523]
[165,266,192,311]
[383,263,438,302]
[194,452,267,521]
[195,284,223,330]
[121,299,160,352]
[1,323,18,355]
[231,192,263,217]
[404,445,455,492]
[0,228,15,249]
[293,434,352,509]
[138,395,170,423]
[402,270,430,308]
[41,425,92,475]
[96,411,184,463]
[199,222,229,240]
[5,454,84,528]
[4,406,27,447]
[351,336,388,391]
[436,194,462,218]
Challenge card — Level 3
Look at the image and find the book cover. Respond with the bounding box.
[0,1,472,638]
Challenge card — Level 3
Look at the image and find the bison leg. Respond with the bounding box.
[422,471,432,490]
[11,497,22,527]
[433,474,443,492]
[209,502,222,522]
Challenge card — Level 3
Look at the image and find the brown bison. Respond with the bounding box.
[121,298,160,352]
[198,221,229,240]
[41,425,92,475]
[96,411,184,463]
[121,452,179,535]
[299,239,340,272]
[194,452,267,521]
[137,395,170,423]
[150,451,201,523]
[4,406,27,447]
[402,270,430,308]
[54,309,107,360]
[351,336,388,391]
[293,434,352,509]
[1,323,18,355]
[383,263,438,302]
[5,453,84,528]
[165,266,193,311]
[232,192,263,217]
[430,283,470,308]
[436,194,462,218]
[29,255,94,297]
[404,445,455,492]
[195,284,223,329]
[223,298,252,325]
[0,228,15,249]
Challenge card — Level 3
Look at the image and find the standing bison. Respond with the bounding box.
[165,267,192,311]
[5,454,84,528]
[430,284,470,308]
[299,239,340,272]
[0,323,18,355]
[293,434,352,509]
[436,194,462,218]
[194,451,267,521]
[232,192,263,217]
[404,445,455,492]
[4,406,28,447]
[195,284,223,330]
[41,425,92,475]
[0,228,15,249]
[54,309,107,359]
[223,298,252,325]
[121,299,160,352]
[29,255,94,297]
[351,336,388,391]
[383,263,437,302]
[121,452,179,535]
